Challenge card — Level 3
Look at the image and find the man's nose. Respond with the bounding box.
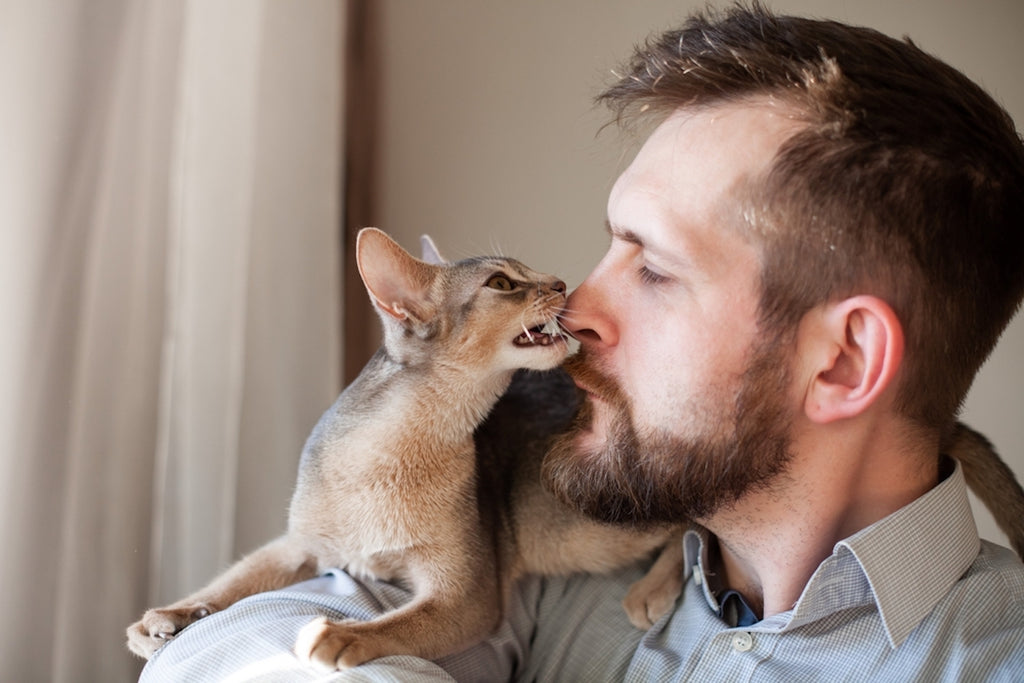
[564,270,618,348]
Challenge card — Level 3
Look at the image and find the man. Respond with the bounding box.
[140,4,1024,681]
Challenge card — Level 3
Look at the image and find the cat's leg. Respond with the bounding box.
[293,547,500,670]
[511,478,681,613]
[127,534,319,658]
[621,531,685,629]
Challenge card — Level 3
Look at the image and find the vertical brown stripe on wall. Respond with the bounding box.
[342,0,380,384]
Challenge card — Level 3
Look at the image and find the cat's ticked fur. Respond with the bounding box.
[127,228,672,669]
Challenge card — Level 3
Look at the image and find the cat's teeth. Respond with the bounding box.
[540,320,562,337]
[513,320,564,347]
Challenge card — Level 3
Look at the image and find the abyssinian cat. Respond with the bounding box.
[126,228,673,669]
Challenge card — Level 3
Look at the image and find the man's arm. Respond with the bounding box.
[137,562,655,682]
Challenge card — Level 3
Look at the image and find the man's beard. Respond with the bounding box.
[541,340,795,528]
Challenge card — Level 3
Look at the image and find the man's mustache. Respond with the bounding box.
[562,350,629,409]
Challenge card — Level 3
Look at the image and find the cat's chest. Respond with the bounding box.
[290,430,478,547]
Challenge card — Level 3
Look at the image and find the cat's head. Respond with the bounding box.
[356,228,569,375]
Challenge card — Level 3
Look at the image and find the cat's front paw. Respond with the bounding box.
[126,603,212,658]
[295,616,383,671]
[622,538,685,629]
[622,573,682,629]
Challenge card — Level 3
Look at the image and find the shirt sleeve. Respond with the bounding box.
[137,569,529,683]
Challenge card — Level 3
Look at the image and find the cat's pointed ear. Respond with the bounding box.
[420,235,446,265]
[356,228,437,322]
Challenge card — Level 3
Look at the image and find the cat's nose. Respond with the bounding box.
[551,280,567,295]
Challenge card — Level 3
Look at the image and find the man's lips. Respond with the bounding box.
[562,349,622,407]
[569,377,606,405]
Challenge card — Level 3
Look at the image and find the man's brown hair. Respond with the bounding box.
[599,2,1024,433]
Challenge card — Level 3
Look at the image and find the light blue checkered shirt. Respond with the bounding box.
[141,459,1024,681]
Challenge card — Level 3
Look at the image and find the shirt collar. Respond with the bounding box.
[837,456,979,646]
[682,456,980,647]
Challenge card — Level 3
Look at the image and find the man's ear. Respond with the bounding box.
[800,296,904,423]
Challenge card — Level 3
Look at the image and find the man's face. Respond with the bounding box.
[545,104,802,526]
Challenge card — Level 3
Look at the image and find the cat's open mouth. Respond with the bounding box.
[514,319,565,347]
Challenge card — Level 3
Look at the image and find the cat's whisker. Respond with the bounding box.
[554,312,581,342]
[559,327,581,343]
[556,302,581,316]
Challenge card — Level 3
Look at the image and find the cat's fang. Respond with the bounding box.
[540,320,562,337]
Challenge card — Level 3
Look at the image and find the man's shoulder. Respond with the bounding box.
[903,540,1024,678]
[960,540,1024,607]
[926,541,1024,639]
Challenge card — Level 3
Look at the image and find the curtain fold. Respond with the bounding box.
[0,1,343,680]
[151,0,266,607]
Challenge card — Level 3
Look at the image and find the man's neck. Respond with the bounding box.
[700,419,939,619]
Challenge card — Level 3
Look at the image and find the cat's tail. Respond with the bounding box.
[949,422,1024,559]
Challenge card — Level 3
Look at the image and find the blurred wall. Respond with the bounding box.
[374,0,1024,548]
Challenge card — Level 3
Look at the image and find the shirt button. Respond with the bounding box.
[731,631,754,652]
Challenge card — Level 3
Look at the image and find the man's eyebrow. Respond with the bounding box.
[605,219,700,273]
[605,221,645,247]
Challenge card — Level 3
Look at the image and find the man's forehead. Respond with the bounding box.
[610,101,804,227]
[647,101,803,173]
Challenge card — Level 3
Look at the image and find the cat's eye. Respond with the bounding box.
[486,274,516,291]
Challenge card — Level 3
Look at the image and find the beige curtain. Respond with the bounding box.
[0,1,344,680]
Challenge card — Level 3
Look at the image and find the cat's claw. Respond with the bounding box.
[126,603,213,658]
